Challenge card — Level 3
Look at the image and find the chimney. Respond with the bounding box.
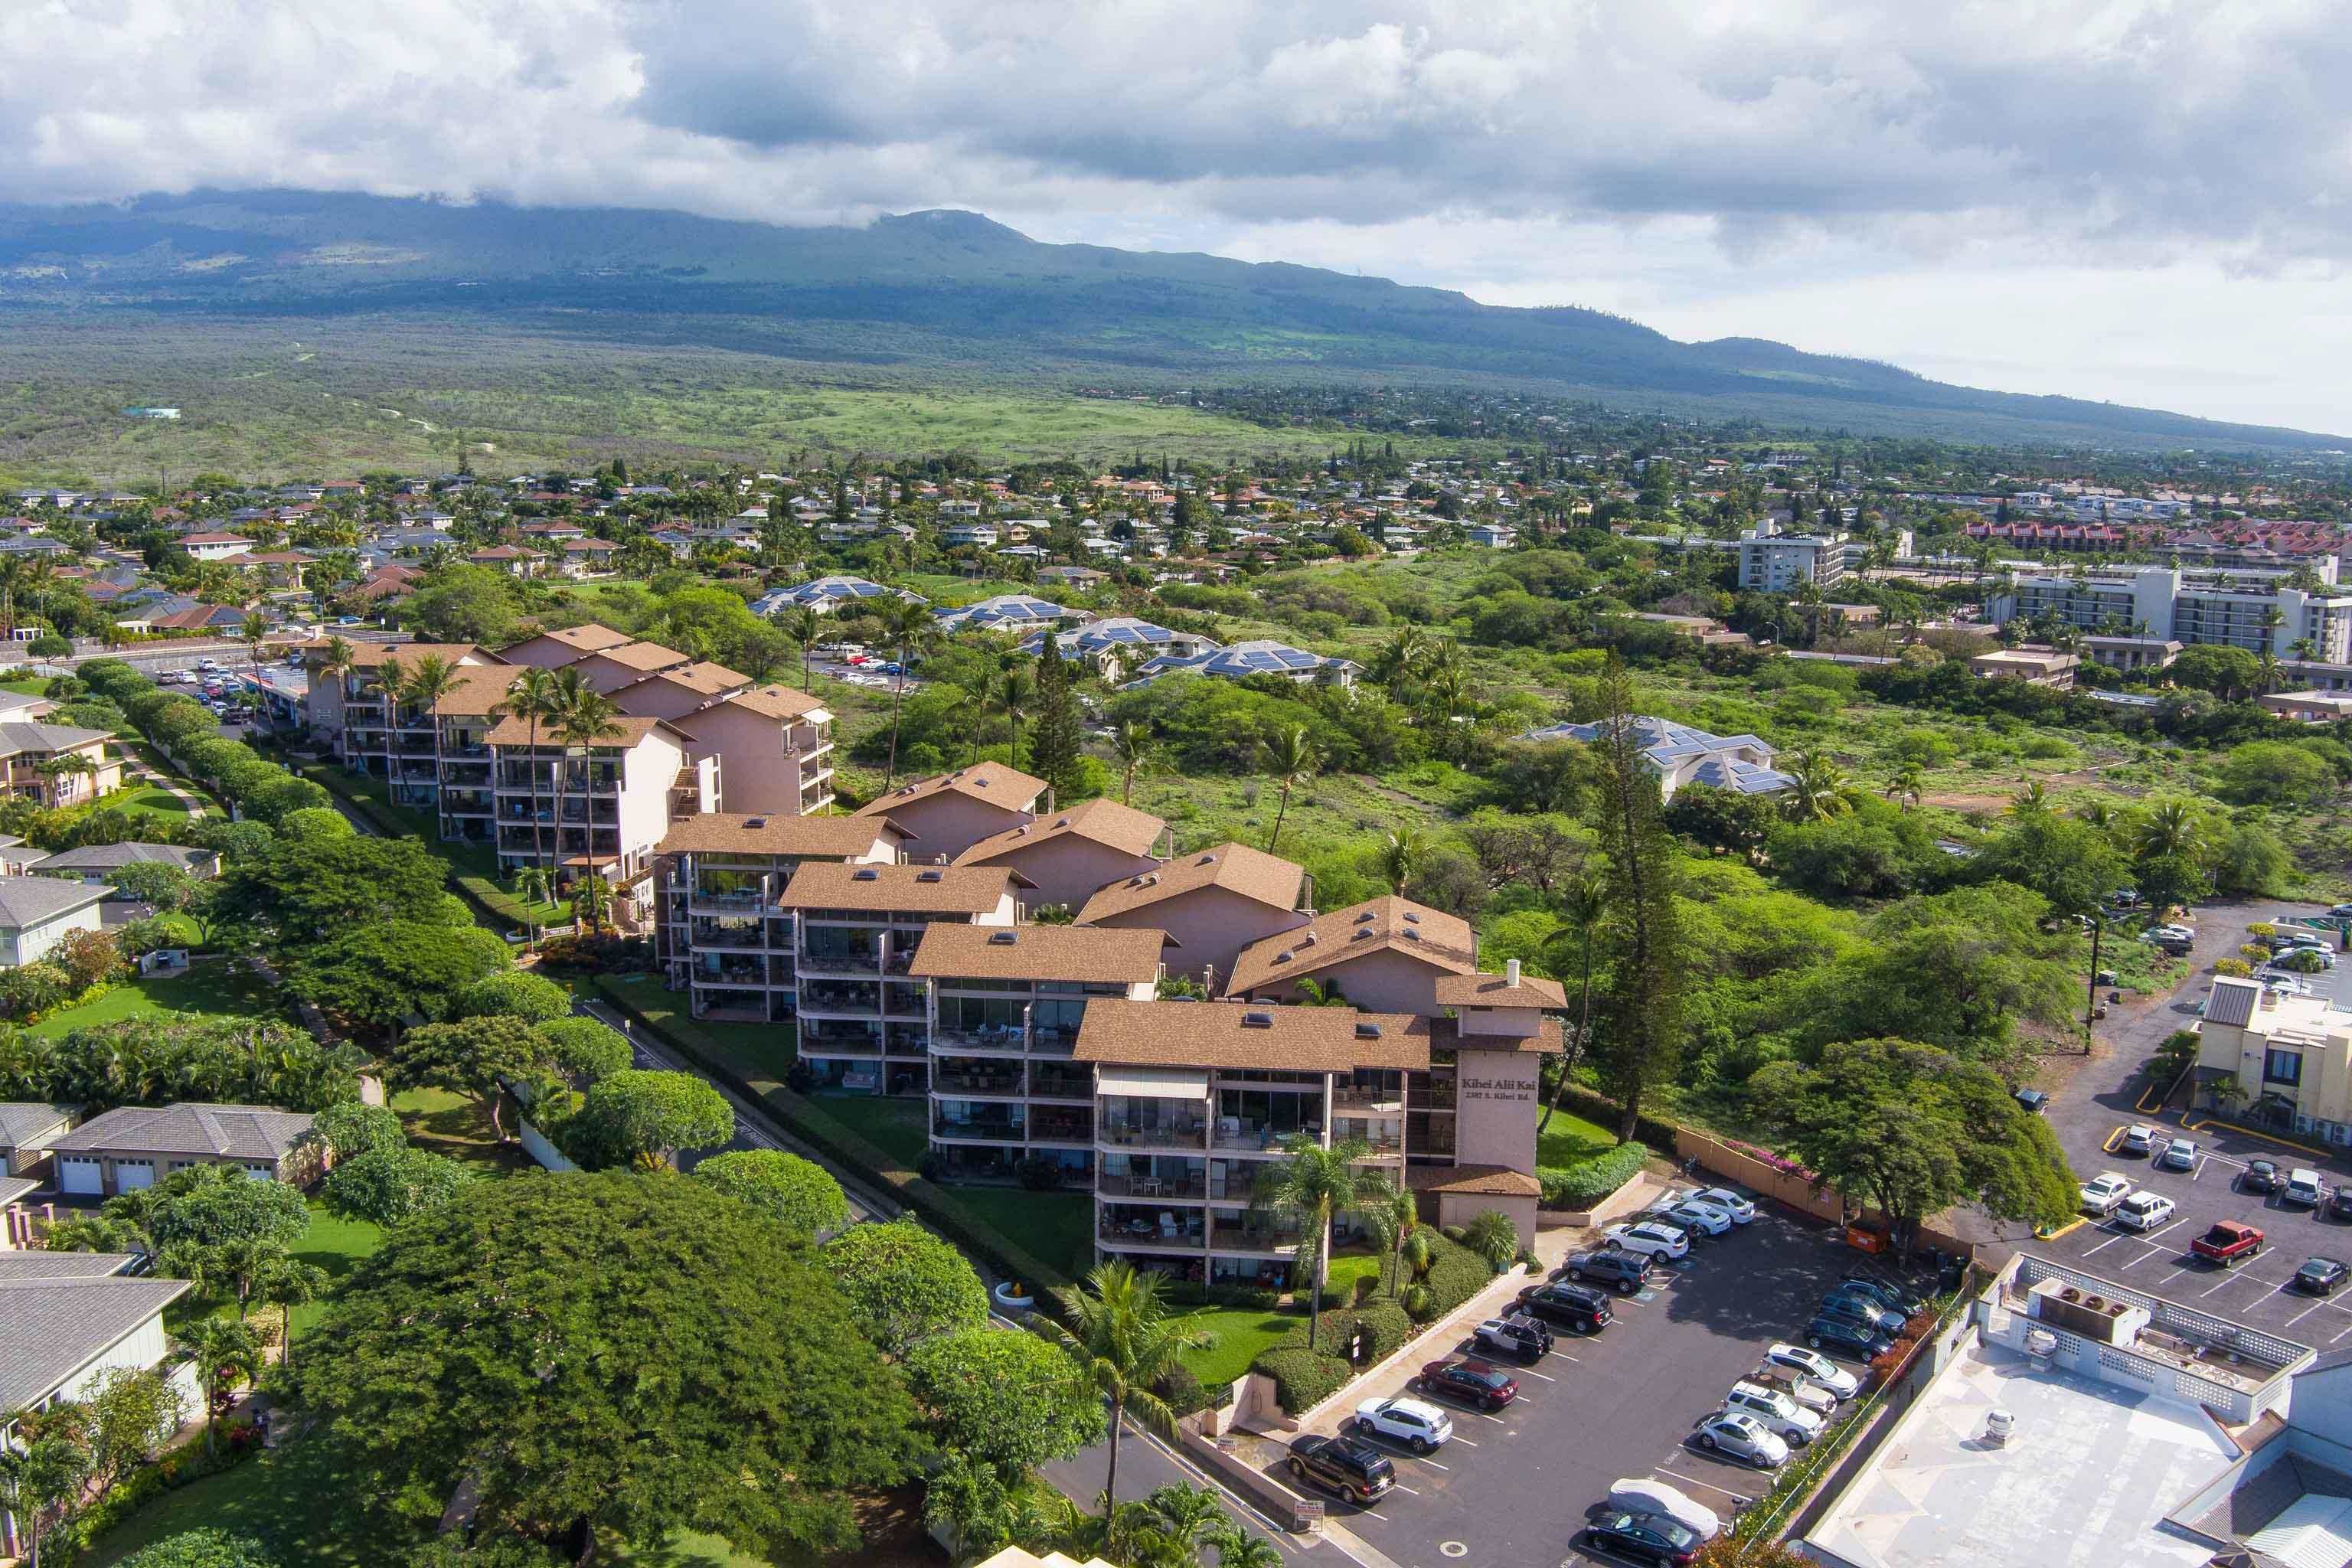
[1507,958,1521,988]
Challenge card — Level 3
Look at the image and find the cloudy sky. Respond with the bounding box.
[8,0,2350,432]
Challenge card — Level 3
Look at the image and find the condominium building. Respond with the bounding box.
[0,723,122,808]
[858,762,1049,862]
[654,814,908,1024]
[1073,841,1312,989]
[1990,564,2352,662]
[910,923,1165,1184]
[1223,896,1479,1012]
[482,712,695,896]
[775,863,1025,1095]
[1737,523,1854,592]
[951,796,1171,913]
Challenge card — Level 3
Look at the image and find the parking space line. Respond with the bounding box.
[1451,1436,1480,1447]
[2117,1243,2166,1270]
[2284,1297,2333,1329]
[1420,1458,1449,1472]
[1390,1482,1421,1496]
[1521,1368,1557,1381]
[1652,1466,1754,1504]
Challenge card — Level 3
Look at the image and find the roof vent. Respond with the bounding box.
[1354,1022,1383,1040]
[1298,931,1318,947]
[1197,852,1218,865]
[1273,950,1294,964]
[852,867,880,880]
[1403,929,1421,942]
[988,930,1018,945]
[744,816,767,830]
[916,869,944,883]
[1054,816,1070,828]
[1403,911,1420,925]
[1354,910,1376,924]
[1241,1011,1274,1029]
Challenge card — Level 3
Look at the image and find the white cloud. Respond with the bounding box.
[3,1,2350,427]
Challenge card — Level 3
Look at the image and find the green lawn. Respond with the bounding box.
[0,675,50,696]
[283,1202,385,1336]
[1536,1110,1619,1168]
[1325,1251,1386,1299]
[949,1188,1093,1281]
[391,1086,539,1177]
[815,1094,926,1167]
[26,957,281,1038]
[115,782,196,815]
[82,1431,396,1567]
[595,972,799,1078]
[1176,1303,1305,1386]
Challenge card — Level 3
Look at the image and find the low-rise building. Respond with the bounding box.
[0,722,122,808]
[47,1102,319,1196]
[1738,523,1853,592]
[0,877,112,966]
[1129,639,1359,688]
[858,763,1049,863]
[2194,977,2352,1148]
[1223,896,1479,1013]
[2082,634,2181,671]
[1074,841,1312,991]
[1968,646,2080,688]
[26,842,218,884]
[952,797,1170,913]
[1517,715,1793,802]
[2262,689,2352,724]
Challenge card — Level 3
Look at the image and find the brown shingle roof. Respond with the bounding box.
[1074,999,1430,1070]
[1427,1015,1566,1054]
[773,862,1025,915]
[1432,972,1570,1009]
[718,683,825,721]
[512,623,633,655]
[906,923,1165,984]
[954,797,1166,867]
[857,761,1047,818]
[1073,842,1305,925]
[1223,896,1475,998]
[430,665,527,717]
[618,661,746,698]
[310,640,489,669]
[1405,1164,1543,1198]
[481,713,685,748]
[585,639,691,673]
[655,814,905,857]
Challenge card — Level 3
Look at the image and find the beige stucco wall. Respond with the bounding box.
[2200,1014,2352,1129]
[980,835,1159,916]
[1434,1189,1538,1244]
[1087,887,1307,991]
[614,733,686,880]
[680,702,821,818]
[890,793,1036,863]
[1452,1047,1542,1173]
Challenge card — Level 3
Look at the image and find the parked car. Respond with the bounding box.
[1691,1411,1789,1469]
[1472,1313,1555,1361]
[2190,1221,2265,1266]
[2297,1257,2350,1296]
[1562,1249,1652,1294]
[1352,1395,1452,1453]
[1580,1509,1702,1566]
[1722,1381,1824,1446]
[2287,1169,2328,1207]
[2160,1138,2200,1172]
[1601,1221,1690,1262]
[1817,1292,1905,1336]
[1745,1364,1840,1416]
[2115,1191,2177,1231]
[195,657,220,671]
[2243,1160,2285,1195]
[2080,1172,2134,1214]
[1687,1186,1757,1223]
[1838,1274,1926,1318]
[1417,1357,1517,1413]
[1763,1343,1860,1399]
[2123,1125,2158,1155]
[1597,1479,1724,1541]
[1805,1315,1894,1361]
[1514,1282,1613,1334]
[1286,1435,1394,1504]
[1649,1199,1734,1237]
[2330,1187,2352,1223]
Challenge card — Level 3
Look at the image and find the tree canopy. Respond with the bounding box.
[904,1325,1105,1480]
[564,1070,734,1169]
[688,1149,849,1244]
[818,1218,990,1354]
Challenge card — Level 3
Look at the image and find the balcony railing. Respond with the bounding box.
[884,1026,929,1057]
[1096,1171,1207,1200]
[801,1031,883,1056]
[1028,1114,1093,1144]
[933,1068,1025,1097]
[1214,1122,1318,1153]
[1099,1120,1208,1151]
[1209,1223,1301,1254]
[799,983,882,1011]
[1030,1069,1095,1101]
[934,1116,1025,1144]
[933,1025,1027,1053]
[1333,1089,1406,1114]
[689,890,769,913]
[800,950,884,975]
[1100,1216,1206,1247]
[689,926,767,952]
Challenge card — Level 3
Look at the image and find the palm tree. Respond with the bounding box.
[256,1256,328,1370]
[995,665,1035,770]
[1033,1263,1214,1511]
[550,673,622,890]
[511,864,554,946]
[398,652,459,733]
[2257,649,2283,694]
[1137,1482,1226,1566]
[1886,763,1926,812]
[1251,1135,1395,1351]
[1781,750,1856,823]
[2007,781,2050,817]
[318,634,356,701]
[1259,726,1321,853]
[874,596,938,788]
[1361,1184,1420,1298]
[0,1426,86,1568]
[2138,799,2201,860]
[1206,1520,1284,1568]
[176,1316,264,1455]
[238,610,270,668]
[1292,976,1348,1007]
[1537,868,1606,1134]
[1377,828,1423,895]
[777,606,824,691]
[2073,799,2118,834]
[571,874,615,935]
[1109,720,1159,806]
[498,666,564,876]
[1456,1209,1519,1272]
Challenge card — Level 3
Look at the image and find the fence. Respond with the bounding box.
[1674,1128,1975,1259]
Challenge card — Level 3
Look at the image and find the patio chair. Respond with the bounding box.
[1160,1211,1179,1240]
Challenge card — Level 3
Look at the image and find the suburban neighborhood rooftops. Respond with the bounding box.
[773,861,1027,914]
[953,797,1166,866]
[1075,999,1431,1070]
[906,923,1167,984]
[1432,972,1570,1009]
[1073,842,1305,925]
[0,876,113,927]
[50,1102,316,1160]
[1223,895,1477,997]
[857,762,1047,818]
[28,842,215,874]
[0,1250,132,1281]
[655,813,905,857]
[0,1263,193,1411]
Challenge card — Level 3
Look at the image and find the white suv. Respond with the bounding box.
[1722,1381,1824,1446]
[1353,1395,1454,1454]
[2115,1191,2177,1231]
[1602,1221,1690,1261]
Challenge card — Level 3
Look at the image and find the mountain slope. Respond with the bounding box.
[0,189,2331,449]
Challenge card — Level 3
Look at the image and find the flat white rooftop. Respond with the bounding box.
[1805,1336,2233,1568]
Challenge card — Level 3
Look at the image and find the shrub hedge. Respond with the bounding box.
[1538,1141,1651,1209]
[1419,1230,1495,1316]
[1253,1347,1351,1415]
[1278,1300,1413,1365]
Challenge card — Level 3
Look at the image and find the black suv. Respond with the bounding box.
[1516,1282,1615,1334]
[2331,1187,2352,1223]
[1561,1248,1651,1294]
[1472,1313,1555,1361]
[1287,1434,1394,1504]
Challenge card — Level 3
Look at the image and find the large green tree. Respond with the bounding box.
[381,1015,548,1143]
[818,1218,989,1354]
[1024,633,1085,802]
[287,924,513,1033]
[689,1149,849,1244]
[565,1069,734,1170]
[293,1174,925,1559]
[1751,1037,2076,1258]
[903,1326,1106,1481]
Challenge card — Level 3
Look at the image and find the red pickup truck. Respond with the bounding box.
[2190,1221,2265,1266]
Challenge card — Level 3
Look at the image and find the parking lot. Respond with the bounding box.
[1263,1207,1941,1567]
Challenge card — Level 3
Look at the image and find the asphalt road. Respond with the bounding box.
[1263,1210,1927,1568]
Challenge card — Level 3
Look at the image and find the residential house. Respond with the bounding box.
[558,538,622,577]
[951,798,1171,913]
[858,763,1049,863]
[1517,715,1793,802]
[466,544,543,577]
[0,1103,72,1181]
[776,864,1026,1095]
[655,813,907,1024]
[935,594,1086,635]
[27,842,219,883]
[1023,618,1223,680]
[0,722,122,806]
[48,1102,320,1196]
[1127,639,1360,689]
[1073,841,1311,990]
[1968,647,2081,688]
[178,531,252,562]
[0,878,112,965]
[753,576,920,617]
[912,924,1165,1183]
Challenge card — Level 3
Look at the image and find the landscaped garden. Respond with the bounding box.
[25,956,283,1038]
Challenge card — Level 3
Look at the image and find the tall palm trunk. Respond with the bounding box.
[550,743,570,897]
[884,649,909,787]
[527,714,545,877]
[1105,1392,1126,1511]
